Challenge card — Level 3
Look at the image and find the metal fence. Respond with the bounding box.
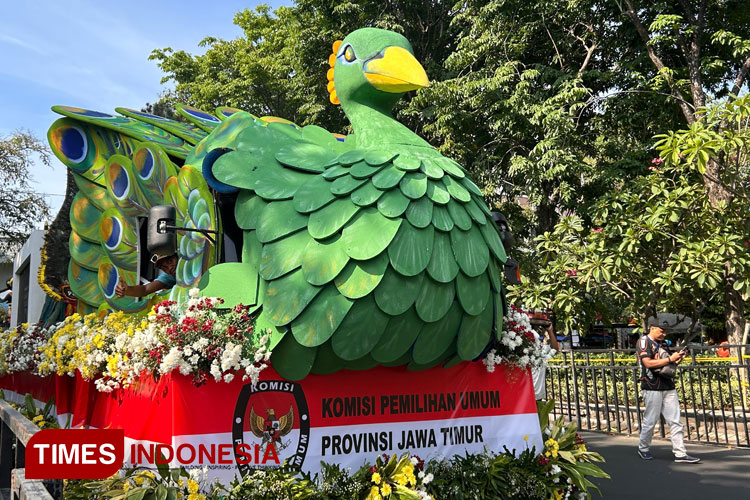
[0,399,60,499]
[545,344,750,448]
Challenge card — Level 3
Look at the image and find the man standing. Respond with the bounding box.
[636,319,700,463]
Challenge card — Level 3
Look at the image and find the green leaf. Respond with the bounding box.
[263,268,322,325]
[412,302,462,364]
[415,275,455,322]
[457,298,493,360]
[256,200,308,243]
[455,271,491,315]
[334,253,389,299]
[371,306,424,363]
[342,207,402,260]
[270,331,318,380]
[405,196,434,228]
[388,222,434,276]
[426,230,459,283]
[372,165,406,189]
[293,175,336,213]
[259,230,313,280]
[308,197,360,239]
[400,172,428,199]
[377,189,411,217]
[450,225,490,277]
[301,233,349,285]
[374,268,425,315]
[350,181,385,206]
[331,294,390,360]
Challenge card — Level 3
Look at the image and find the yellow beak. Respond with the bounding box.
[364,46,430,93]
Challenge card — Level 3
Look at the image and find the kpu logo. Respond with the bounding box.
[233,380,310,476]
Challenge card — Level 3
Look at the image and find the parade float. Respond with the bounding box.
[0,28,607,497]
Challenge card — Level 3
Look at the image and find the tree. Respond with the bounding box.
[0,131,51,255]
[515,96,750,343]
[614,0,750,343]
[147,1,750,337]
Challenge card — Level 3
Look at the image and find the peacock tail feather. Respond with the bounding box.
[48,104,224,313]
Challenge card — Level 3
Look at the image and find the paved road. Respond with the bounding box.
[581,431,750,499]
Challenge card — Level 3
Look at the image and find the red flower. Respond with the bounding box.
[538,455,550,466]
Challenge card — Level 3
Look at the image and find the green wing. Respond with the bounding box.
[204,114,505,380]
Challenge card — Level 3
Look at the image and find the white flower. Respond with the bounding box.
[223,373,234,383]
[159,347,183,374]
[188,287,200,298]
[210,360,222,381]
[422,473,433,484]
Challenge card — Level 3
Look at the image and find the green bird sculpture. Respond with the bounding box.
[46,28,507,381]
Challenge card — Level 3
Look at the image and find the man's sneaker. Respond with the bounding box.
[674,455,700,463]
[638,449,654,460]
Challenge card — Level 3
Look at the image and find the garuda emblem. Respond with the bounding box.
[249,406,294,450]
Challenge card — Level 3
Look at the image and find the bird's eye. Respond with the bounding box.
[343,45,356,62]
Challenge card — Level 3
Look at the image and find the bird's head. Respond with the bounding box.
[327,28,429,114]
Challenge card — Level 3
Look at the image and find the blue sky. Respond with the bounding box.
[0,0,288,219]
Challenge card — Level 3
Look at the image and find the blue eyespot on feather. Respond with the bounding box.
[59,126,87,163]
[202,148,238,193]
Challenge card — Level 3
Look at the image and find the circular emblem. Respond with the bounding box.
[232,380,310,475]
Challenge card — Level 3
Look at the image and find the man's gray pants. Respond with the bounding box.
[639,389,687,457]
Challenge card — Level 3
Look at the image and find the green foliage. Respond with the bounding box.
[62,428,609,500]
[514,95,750,334]
[63,467,224,500]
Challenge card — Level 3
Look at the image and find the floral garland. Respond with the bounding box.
[1,289,269,392]
[483,305,556,372]
[1,295,559,391]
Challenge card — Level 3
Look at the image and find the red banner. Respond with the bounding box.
[0,362,542,482]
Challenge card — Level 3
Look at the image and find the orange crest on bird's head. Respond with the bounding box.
[327,40,342,105]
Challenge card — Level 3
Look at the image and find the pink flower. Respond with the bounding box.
[592,227,603,233]
[565,269,578,277]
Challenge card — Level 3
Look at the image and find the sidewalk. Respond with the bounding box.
[582,431,750,499]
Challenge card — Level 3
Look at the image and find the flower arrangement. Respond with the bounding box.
[63,400,609,500]
[483,305,556,372]
[365,453,433,500]
[0,323,50,375]
[63,464,223,500]
[1,289,269,392]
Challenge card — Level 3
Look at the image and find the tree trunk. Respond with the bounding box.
[724,264,746,347]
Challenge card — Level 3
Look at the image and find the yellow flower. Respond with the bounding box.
[380,483,392,497]
[123,481,131,493]
[366,486,382,500]
[544,438,560,458]
[187,479,199,494]
[178,478,185,488]
[524,435,529,441]
[393,474,407,486]
[32,415,44,423]
[372,472,382,484]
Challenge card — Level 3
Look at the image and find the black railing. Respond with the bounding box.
[545,345,750,447]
